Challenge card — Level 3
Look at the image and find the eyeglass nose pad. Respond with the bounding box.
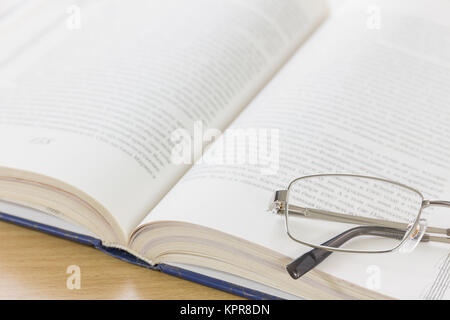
[398,218,427,254]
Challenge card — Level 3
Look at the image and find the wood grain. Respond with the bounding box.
[0,221,242,300]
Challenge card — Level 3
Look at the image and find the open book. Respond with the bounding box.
[1,0,450,299]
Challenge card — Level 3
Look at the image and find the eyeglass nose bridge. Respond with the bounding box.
[420,200,450,238]
[398,218,427,253]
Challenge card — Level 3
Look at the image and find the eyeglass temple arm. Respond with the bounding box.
[286,226,411,280]
[287,204,450,236]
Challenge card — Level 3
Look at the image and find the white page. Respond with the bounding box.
[0,0,327,240]
[0,200,96,237]
[144,0,450,299]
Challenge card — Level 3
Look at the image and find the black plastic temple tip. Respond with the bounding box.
[286,249,329,279]
[286,226,406,280]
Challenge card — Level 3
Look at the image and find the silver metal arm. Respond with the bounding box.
[270,190,450,243]
[288,204,449,238]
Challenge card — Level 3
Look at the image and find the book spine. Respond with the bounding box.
[159,264,281,300]
[0,211,280,300]
[0,211,100,247]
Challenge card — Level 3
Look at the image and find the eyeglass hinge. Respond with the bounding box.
[422,200,432,208]
[268,190,288,214]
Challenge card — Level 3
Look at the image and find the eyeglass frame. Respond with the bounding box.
[270,173,450,254]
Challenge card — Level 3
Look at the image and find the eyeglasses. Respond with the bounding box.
[269,174,450,280]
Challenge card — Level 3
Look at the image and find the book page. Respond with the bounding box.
[0,0,327,240]
[143,0,450,298]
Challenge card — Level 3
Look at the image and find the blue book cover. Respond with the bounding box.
[0,211,280,300]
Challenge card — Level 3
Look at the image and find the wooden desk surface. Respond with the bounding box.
[0,221,242,300]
